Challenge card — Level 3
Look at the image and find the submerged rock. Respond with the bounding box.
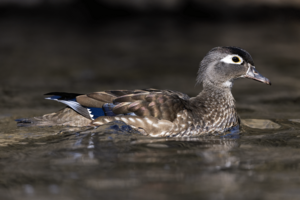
[241,119,281,129]
[288,119,300,123]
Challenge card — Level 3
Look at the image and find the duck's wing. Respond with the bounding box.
[44,89,189,122]
[81,88,190,122]
[89,89,191,136]
[44,91,127,120]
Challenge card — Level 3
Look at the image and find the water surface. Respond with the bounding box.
[1,117,300,200]
[1,15,300,200]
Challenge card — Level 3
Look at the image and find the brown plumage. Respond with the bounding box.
[16,47,271,137]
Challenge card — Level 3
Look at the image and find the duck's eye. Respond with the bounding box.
[232,56,240,63]
[220,54,243,64]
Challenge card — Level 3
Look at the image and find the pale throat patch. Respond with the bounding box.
[222,80,233,88]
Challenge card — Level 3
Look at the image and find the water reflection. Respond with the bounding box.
[1,119,300,200]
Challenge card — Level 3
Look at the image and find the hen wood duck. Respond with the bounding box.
[16,47,271,137]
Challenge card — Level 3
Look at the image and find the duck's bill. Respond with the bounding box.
[245,66,271,85]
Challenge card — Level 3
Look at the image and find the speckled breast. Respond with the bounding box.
[161,107,239,137]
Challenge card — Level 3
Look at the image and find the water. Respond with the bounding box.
[1,16,300,200]
[1,117,300,200]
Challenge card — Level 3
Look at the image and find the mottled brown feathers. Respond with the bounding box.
[76,95,105,108]
[86,92,116,103]
[73,89,189,122]
[110,89,188,121]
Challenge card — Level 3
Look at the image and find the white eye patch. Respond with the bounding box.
[220,54,243,65]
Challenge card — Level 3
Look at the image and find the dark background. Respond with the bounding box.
[1,0,300,119]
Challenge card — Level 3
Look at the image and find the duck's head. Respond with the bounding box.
[197,46,271,89]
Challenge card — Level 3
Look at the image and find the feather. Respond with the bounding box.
[76,95,105,108]
[113,102,132,114]
[114,93,148,103]
[44,92,82,100]
[47,98,92,120]
[87,92,116,103]
[128,100,144,111]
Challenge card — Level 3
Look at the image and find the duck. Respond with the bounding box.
[16,46,271,137]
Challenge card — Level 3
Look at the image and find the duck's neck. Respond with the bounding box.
[188,83,238,133]
[193,82,235,107]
